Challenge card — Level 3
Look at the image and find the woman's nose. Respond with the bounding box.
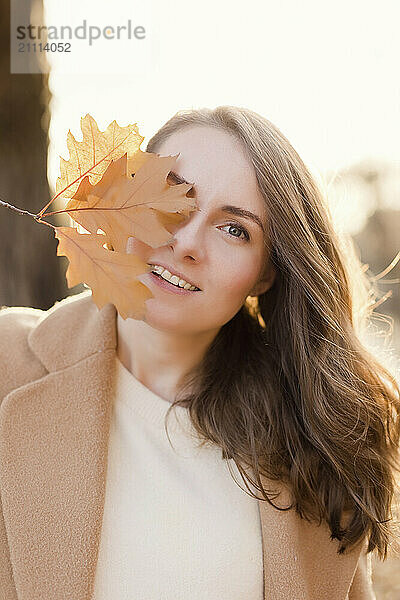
[125,210,205,262]
[167,211,205,262]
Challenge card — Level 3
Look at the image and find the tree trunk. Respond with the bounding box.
[0,0,68,310]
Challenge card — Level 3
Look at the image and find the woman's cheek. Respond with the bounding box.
[220,268,258,300]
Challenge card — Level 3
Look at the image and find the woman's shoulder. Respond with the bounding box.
[0,289,94,335]
[0,289,93,341]
[0,290,94,401]
[0,303,47,401]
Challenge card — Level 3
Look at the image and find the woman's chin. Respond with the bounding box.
[142,300,185,331]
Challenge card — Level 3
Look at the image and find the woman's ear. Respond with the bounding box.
[247,262,276,298]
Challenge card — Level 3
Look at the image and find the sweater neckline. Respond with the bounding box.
[114,354,191,431]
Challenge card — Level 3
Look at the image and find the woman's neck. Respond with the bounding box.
[116,313,218,403]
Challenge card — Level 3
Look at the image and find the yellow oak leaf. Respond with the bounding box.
[64,152,197,253]
[55,114,144,199]
[54,227,153,320]
[52,115,199,319]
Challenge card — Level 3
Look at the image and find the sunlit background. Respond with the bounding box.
[45,0,400,228]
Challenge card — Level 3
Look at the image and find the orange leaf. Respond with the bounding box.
[64,153,197,253]
[55,227,153,320]
[53,114,199,320]
[55,114,144,199]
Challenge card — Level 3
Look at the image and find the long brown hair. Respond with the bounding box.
[146,105,400,560]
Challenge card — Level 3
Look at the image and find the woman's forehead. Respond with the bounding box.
[157,125,265,211]
[156,125,246,167]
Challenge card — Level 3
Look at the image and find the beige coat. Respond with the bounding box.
[0,290,376,599]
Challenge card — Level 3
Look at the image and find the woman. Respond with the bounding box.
[0,106,399,599]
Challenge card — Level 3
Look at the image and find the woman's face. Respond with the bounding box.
[132,125,276,335]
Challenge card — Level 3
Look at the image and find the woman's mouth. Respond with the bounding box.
[148,271,201,295]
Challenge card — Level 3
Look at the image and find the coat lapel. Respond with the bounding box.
[257,477,365,599]
[0,291,117,600]
[0,291,364,600]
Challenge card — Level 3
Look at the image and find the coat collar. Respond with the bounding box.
[0,291,365,600]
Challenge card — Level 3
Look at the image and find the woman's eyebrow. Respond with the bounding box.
[220,205,265,233]
[168,170,265,233]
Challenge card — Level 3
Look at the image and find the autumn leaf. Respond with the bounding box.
[55,227,153,320]
[64,152,196,253]
[55,113,145,200]
[52,114,198,320]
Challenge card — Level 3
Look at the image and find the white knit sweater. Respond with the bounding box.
[92,355,264,599]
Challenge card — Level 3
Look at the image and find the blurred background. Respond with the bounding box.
[1,0,399,595]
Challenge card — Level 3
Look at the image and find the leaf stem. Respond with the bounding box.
[0,197,57,231]
[0,198,38,218]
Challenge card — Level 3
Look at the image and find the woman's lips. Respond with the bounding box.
[148,272,201,295]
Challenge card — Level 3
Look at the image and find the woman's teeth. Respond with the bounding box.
[148,264,200,291]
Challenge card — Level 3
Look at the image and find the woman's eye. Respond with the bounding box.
[219,223,250,242]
